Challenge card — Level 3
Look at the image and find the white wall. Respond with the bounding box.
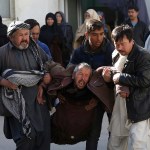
[145,0,150,29]
[15,0,64,26]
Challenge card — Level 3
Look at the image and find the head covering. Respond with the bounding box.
[74,9,100,48]
[45,12,57,26]
[7,21,30,36]
[55,11,66,24]
[85,9,100,23]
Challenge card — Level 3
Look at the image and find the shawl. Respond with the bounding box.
[1,69,43,138]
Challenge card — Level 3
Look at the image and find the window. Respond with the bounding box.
[0,0,10,18]
[0,0,15,19]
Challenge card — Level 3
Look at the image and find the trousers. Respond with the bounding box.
[130,119,150,150]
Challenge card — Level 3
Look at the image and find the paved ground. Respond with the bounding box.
[0,114,109,150]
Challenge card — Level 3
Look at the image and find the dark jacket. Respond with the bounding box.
[113,44,150,122]
[0,16,9,47]
[70,38,114,70]
[55,11,74,66]
[39,13,64,66]
[124,18,149,47]
[0,41,50,139]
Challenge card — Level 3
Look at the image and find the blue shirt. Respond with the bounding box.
[37,40,52,59]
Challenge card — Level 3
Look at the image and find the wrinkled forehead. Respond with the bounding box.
[76,67,92,75]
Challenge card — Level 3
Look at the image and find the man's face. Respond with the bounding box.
[114,36,134,56]
[128,9,138,21]
[10,29,30,49]
[85,28,105,49]
[30,25,40,42]
[73,67,91,89]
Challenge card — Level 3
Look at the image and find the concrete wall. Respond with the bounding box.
[14,0,64,26]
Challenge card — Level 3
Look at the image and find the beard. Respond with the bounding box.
[18,41,29,50]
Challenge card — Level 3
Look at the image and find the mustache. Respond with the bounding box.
[78,79,86,84]
[21,40,28,43]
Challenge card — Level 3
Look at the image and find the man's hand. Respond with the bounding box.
[102,67,112,82]
[0,79,18,90]
[85,98,98,111]
[57,93,66,103]
[36,85,46,105]
[119,91,129,98]
[43,73,52,85]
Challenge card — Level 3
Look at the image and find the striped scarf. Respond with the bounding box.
[2,69,43,138]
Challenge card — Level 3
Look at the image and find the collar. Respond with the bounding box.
[112,44,139,64]
[84,38,107,54]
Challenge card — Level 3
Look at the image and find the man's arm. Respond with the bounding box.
[114,53,150,88]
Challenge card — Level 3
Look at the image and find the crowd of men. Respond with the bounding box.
[0,4,150,150]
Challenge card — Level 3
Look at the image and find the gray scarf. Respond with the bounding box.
[2,69,43,138]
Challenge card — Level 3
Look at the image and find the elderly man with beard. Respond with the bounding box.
[41,62,114,146]
[0,21,51,150]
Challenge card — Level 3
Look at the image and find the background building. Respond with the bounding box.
[0,0,150,34]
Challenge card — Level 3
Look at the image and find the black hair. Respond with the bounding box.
[111,24,133,42]
[24,19,40,30]
[86,19,104,33]
[128,5,139,12]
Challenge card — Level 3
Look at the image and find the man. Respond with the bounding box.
[45,62,114,145]
[48,63,96,144]
[0,21,51,150]
[103,24,150,149]
[70,19,114,150]
[24,19,52,59]
[124,5,149,47]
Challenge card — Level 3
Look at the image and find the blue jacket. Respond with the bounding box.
[37,40,52,59]
[70,38,114,70]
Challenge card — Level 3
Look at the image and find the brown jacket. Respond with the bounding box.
[47,64,114,113]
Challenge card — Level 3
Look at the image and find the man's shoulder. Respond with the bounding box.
[0,42,11,59]
[0,42,10,51]
[73,45,85,53]
[38,40,49,49]
[132,44,150,59]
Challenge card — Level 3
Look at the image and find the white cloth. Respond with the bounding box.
[109,55,129,136]
[129,119,150,150]
[108,55,130,150]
